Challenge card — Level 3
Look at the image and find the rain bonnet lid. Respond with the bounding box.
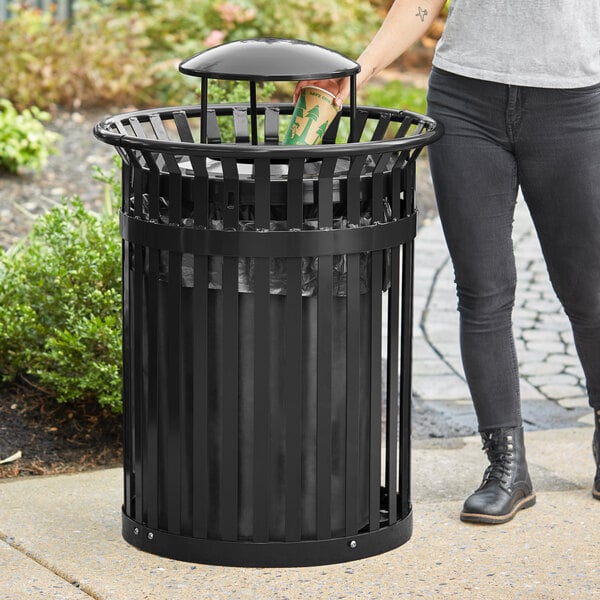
[179,37,360,81]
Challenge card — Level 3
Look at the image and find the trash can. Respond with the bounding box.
[93,38,442,567]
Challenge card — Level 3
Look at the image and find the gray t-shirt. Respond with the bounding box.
[433,0,600,88]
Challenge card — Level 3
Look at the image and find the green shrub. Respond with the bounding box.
[0,3,152,110]
[0,99,60,173]
[2,1,379,110]
[76,0,380,107]
[84,0,379,60]
[0,167,123,412]
[363,80,428,115]
[227,0,380,58]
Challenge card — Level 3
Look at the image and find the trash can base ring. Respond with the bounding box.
[122,508,412,567]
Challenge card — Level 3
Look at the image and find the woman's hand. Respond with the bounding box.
[292,0,447,109]
[293,78,350,109]
[293,1,447,108]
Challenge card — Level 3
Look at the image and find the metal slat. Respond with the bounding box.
[127,118,149,171]
[371,113,392,142]
[149,115,180,176]
[395,117,421,168]
[349,110,370,143]
[192,171,210,539]
[369,157,384,531]
[233,107,250,144]
[173,111,194,143]
[171,114,211,535]
[253,158,271,542]
[398,166,415,519]
[132,165,144,523]
[165,169,183,536]
[122,160,133,520]
[316,157,336,540]
[220,158,240,541]
[344,155,365,536]
[284,158,305,542]
[206,109,222,144]
[166,157,185,535]
[264,107,280,144]
[185,136,211,539]
[382,159,399,527]
[144,164,161,531]
[128,134,161,531]
[320,111,341,145]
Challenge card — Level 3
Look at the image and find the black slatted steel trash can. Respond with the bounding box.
[93,38,442,567]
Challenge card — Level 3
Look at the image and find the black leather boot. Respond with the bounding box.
[593,410,600,501]
[461,426,536,524]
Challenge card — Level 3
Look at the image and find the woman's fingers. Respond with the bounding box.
[293,78,350,106]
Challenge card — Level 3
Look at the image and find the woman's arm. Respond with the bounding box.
[294,0,447,106]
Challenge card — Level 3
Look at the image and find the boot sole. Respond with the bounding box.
[593,486,600,500]
[460,493,537,525]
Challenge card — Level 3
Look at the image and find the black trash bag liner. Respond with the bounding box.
[193,208,392,296]
[132,200,392,296]
[130,156,394,296]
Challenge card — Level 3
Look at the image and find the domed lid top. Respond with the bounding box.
[179,38,360,81]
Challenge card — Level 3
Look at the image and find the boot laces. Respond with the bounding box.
[481,434,514,488]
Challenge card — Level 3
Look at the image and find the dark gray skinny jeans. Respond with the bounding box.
[426,67,600,431]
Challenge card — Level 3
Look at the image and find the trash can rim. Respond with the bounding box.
[93,106,443,159]
[93,127,442,159]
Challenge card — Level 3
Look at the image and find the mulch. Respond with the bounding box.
[0,383,122,479]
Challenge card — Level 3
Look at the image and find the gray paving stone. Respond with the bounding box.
[412,359,455,376]
[558,397,590,409]
[538,384,587,400]
[413,373,470,401]
[522,329,562,342]
[547,353,581,366]
[519,379,547,400]
[519,361,565,377]
[525,341,567,354]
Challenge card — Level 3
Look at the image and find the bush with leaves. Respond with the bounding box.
[0,3,152,111]
[363,80,428,115]
[77,0,381,107]
[2,1,381,111]
[0,166,123,412]
[83,0,379,60]
[0,99,60,173]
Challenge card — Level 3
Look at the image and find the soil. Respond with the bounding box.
[0,383,122,479]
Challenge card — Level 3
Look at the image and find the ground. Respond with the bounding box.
[0,383,122,478]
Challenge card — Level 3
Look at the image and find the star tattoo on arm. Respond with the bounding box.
[416,6,428,21]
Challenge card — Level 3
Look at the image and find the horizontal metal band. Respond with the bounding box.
[122,508,412,567]
[120,211,416,258]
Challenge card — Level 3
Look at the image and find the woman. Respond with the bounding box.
[297,0,600,523]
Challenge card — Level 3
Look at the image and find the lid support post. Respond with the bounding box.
[349,74,357,143]
[250,80,258,146]
[201,76,209,144]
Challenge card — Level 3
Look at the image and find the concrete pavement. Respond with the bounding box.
[1,428,598,599]
[1,159,598,599]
